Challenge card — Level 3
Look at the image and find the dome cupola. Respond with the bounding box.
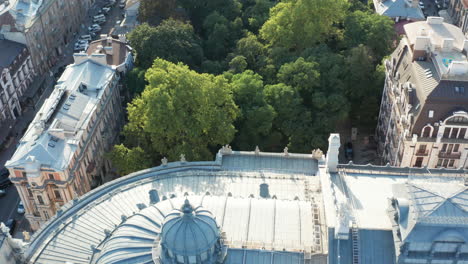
[153,199,226,264]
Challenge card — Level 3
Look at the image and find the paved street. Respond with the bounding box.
[0,0,124,239]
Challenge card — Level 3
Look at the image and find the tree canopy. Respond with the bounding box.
[111,0,396,174]
[260,0,348,51]
[128,20,204,69]
[123,59,238,161]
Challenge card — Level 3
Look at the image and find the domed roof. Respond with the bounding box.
[161,199,220,256]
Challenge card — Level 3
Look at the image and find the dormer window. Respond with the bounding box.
[455,86,465,94]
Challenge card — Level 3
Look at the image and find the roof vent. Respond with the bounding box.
[50,136,59,142]
[48,142,55,148]
[79,83,87,92]
[63,105,70,111]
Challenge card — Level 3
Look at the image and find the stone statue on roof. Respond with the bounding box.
[161,157,168,166]
[180,154,186,163]
[284,147,289,156]
[255,146,260,155]
[312,149,323,159]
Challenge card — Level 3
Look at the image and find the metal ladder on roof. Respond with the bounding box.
[351,222,360,264]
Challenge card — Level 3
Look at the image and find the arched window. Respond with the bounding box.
[37,195,44,205]
[422,126,432,138]
[446,116,468,125]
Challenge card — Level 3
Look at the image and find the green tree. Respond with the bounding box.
[229,71,276,149]
[277,57,320,105]
[125,67,147,98]
[235,32,267,71]
[345,44,381,126]
[260,0,348,51]
[128,20,204,69]
[138,0,176,25]
[179,0,242,30]
[107,145,152,175]
[243,0,275,33]
[229,56,248,73]
[344,10,395,60]
[125,59,239,161]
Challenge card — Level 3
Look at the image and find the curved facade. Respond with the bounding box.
[24,150,324,264]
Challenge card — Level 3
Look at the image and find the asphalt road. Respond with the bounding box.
[0,185,30,238]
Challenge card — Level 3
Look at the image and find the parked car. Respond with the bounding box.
[0,168,11,189]
[119,0,126,8]
[17,201,25,214]
[80,35,92,41]
[93,19,106,25]
[419,1,424,9]
[76,39,88,45]
[0,188,5,197]
[74,43,88,52]
[93,14,105,20]
[102,7,111,14]
[5,219,16,235]
[345,142,354,160]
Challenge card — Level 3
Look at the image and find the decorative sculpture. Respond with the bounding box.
[221,145,233,154]
[284,147,289,156]
[180,154,186,163]
[161,157,168,166]
[255,146,260,155]
[312,149,323,159]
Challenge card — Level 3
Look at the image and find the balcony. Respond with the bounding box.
[438,152,461,159]
[415,149,429,156]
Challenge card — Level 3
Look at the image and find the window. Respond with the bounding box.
[54,190,61,200]
[459,128,467,139]
[428,110,434,118]
[48,174,54,180]
[22,171,27,177]
[437,159,443,167]
[453,144,460,153]
[449,159,455,167]
[443,159,449,168]
[44,211,49,220]
[447,144,454,153]
[441,144,447,152]
[451,127,459,138]
[454,86,465,94]
[27,188,33,197]
[443,128,451,138]
[422,126,432,137]
[37,195,44,205]
[414,157,424,167]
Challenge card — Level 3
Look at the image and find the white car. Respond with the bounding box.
[102,7,111,13]
[17,201,25,214]
[76,39,88,45]
[80,35,92,41]
[419,1,424,8]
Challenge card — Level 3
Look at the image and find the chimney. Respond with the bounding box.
[95,44,104,54]
[104,46,113,55]
[442,38,454,52]
[326,133,341,173]
[463,40,468,53]
[426,16,444,24]
[73,53,88,64]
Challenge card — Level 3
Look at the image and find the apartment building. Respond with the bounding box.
[448,0,468,34]
[0,0,93,75]
[377,17,468,169]
[0,39,35,142]
[5,37,132,230]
